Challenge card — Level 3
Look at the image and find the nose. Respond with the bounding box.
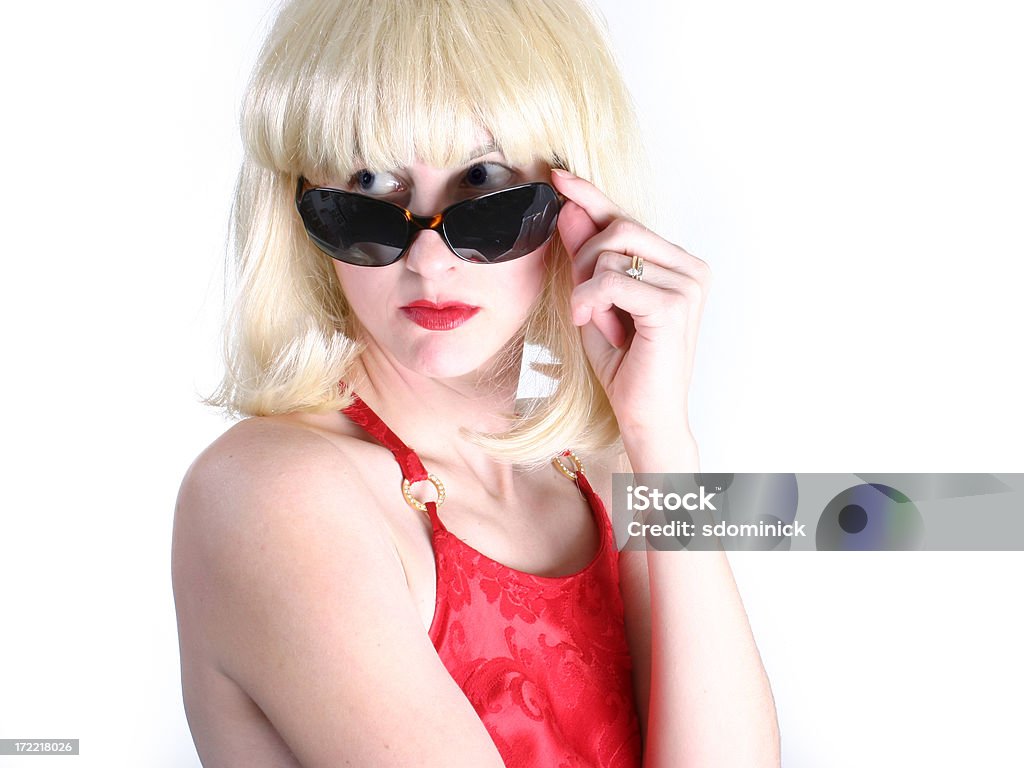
[403,228,460,278]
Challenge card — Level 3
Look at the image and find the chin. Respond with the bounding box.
[402,336,513,381]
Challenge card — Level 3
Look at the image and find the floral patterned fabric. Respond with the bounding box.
[341,394,642,768]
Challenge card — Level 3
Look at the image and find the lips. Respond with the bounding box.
[400,300,480,331]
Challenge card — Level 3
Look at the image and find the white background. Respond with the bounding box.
[0,1,1021,766]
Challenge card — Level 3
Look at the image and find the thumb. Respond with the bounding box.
[556,200,600,258]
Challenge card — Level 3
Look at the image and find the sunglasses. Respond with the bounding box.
[295,177,564,267]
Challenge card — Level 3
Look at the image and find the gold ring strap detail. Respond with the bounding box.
[402,473,446,513]
[551,450,584,480]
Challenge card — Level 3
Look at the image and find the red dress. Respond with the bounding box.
[341,394,643,768]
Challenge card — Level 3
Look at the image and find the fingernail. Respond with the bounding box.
[552,168,575,179]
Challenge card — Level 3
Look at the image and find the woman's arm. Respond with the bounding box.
[552,168,781,767]
[619,434,781,768]
[172,419,507,768]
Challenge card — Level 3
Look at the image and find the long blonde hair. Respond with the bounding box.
[207,0,651,468]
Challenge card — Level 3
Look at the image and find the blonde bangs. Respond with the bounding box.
[242,0,633,194]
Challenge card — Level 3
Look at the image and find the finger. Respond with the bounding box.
[551,169,712,280]
[572,218,709,283]
[556,200,601,267]
[588,250,689,293]
[573,295,630,349]
[573,267,697,336]
[575,253,698,349]
[550,168,627,229]
[571,274,646,351]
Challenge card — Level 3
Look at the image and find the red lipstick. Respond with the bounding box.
[400,300,480,331]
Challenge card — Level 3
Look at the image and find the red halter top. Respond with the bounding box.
[341,394,642,768]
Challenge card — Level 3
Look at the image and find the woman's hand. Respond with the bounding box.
[552,169,711,444]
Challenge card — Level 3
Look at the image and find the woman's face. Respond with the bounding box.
[324,149,553,381]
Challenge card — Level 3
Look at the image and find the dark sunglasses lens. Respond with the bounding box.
[444,184,560,263]
[298,190,408,266]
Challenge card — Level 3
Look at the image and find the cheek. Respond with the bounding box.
[333,264,388,323]
[334,260,382,291]
[513,249,550,299]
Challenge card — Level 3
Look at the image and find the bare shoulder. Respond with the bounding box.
[172,414,406,633]
[172,415,397,635]
[171,415,505,767]
[171,416,384,765]
[172,415,395,626]
[177,414,371,517]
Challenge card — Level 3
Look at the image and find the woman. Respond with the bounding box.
[172,0,780,766]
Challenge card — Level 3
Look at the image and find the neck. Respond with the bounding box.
[343,338,526,481]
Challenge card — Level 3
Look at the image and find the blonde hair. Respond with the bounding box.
[207,0,651,468]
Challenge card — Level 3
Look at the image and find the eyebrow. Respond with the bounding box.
[459,142,503,164]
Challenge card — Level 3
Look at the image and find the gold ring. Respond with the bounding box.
[626,255,644,281]
[402,473,446,513]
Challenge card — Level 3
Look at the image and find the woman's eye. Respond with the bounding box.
[464,162,513,189]
[350,169,403,195]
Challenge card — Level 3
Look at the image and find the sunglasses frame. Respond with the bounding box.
[295,176,566,266]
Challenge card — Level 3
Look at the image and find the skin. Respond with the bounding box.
[329,152,553,386]
[554,170,781,767]
[172,151,781,767]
